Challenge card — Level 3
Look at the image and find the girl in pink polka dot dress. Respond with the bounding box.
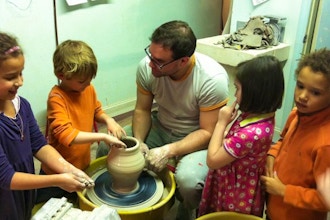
[198,55,284,218]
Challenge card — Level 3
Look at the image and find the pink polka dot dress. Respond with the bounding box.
[198,112,275,217]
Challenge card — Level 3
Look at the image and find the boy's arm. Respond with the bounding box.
[266,109,296,176]
[71,130,125,147]
[47,87,125,146]
[284,146,330,211]
[47,93,79,147]
[265,140,282,177]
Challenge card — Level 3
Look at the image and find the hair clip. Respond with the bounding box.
[4,46,20,55]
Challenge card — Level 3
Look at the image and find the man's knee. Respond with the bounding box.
[174,150,208,208]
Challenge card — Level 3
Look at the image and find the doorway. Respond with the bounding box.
[303,0,330,53]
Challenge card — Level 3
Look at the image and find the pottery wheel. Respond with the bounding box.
[86,168,164,211]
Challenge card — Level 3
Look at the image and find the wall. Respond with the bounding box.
[0,0,57,127]
[0,0,222,130]
[229,0,312,137]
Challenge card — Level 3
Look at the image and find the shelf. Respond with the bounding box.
[196,35,290,67]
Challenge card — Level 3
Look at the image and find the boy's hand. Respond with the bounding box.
[265,155,275,177]
[261,171,286,197]
[105,135,127,148]
[107,121,126,139]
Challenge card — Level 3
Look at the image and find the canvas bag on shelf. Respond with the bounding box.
[221,16,281,50]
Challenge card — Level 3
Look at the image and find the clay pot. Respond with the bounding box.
[106,136,145,194]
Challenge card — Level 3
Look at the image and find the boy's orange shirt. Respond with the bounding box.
[267,107,330,220]
[42,85,104,173]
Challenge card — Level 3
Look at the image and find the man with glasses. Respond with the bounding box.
[129,20,229,219]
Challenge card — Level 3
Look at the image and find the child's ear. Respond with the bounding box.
[56,72,64,80]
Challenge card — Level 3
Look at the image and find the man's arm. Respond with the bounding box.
[146,107,221,172]
[132,89,154,143]
[167,108,220,157]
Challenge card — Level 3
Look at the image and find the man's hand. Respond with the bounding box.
[140,142,149,157]
[145,145,170,172]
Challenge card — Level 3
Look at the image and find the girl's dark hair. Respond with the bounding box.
[0,32,23,65]
[236,55,284,114]
[150,20,196,59]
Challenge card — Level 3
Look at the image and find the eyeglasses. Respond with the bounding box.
[144,45,179,70]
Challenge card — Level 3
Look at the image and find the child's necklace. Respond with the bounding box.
[8,113,24,141]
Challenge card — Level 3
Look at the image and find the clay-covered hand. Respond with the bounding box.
[145,145,170,173]
[57,160,95,191]
[140,142,149,157]
[67,164,95,188]
[72,171,95,188]
[57,172,94,192]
